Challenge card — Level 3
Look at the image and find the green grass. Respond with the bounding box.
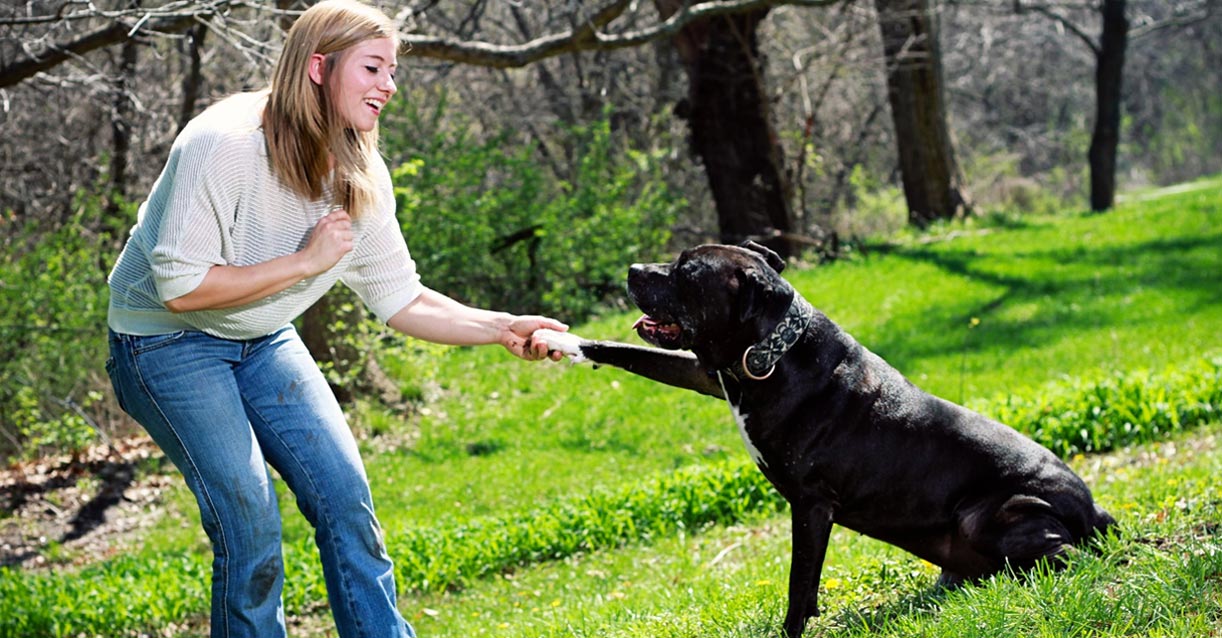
[397,423,1222,638]
[1,176,1220,637]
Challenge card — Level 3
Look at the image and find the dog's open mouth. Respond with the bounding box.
[632,315,683,349]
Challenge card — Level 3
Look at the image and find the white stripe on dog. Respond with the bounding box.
[718,372,768,468]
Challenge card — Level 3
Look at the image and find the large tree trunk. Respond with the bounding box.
[873,0,969,227]
[657,2,795,258]
[1089,0,1128,212]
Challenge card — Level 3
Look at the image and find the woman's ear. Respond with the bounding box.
[307,53,326,86]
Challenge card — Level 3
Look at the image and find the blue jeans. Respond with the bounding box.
[106,326,413,638]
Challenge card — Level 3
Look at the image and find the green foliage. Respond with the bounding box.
[962,152,1073,217]
[977,358,1222,458]
[828,165,908,239]
[0,553,208,638]
[1129,82,1222,185]
[0,192,130,461]
[383,460,784,595]
[389,106,683,321]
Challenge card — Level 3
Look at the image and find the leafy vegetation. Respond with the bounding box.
[389,98,683,319]
[1,177,1219,637]
[0,192,132,460]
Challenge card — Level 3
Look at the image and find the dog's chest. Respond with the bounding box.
[718,372,769,469]
[730,400,770,469]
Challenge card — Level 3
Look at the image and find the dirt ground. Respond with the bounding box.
[0,435,177,569]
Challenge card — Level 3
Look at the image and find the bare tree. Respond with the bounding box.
[1012,0,1215,211]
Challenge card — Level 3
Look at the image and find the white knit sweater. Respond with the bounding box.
[107,92,422,339]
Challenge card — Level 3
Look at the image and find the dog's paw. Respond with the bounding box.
[530,328,588,363]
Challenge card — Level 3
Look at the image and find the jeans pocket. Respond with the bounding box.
[130,330,188,355]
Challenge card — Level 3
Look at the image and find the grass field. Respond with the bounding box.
[1,177,1220,637]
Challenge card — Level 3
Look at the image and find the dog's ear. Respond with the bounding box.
[735,268,781,324]
[734,269,762,323]
[738,240,785,274]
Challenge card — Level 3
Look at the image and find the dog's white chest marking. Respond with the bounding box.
[718,372,768,469]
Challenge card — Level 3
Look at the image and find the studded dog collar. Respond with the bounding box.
[737,293,816,380]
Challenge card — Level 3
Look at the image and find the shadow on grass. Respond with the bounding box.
[859,232,1222,374]
[821,584,950,636]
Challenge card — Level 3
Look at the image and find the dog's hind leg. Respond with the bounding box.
[783,502,834,638]
[935,570,968,589]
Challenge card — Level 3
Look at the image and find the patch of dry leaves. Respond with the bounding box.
[1,435,176,569]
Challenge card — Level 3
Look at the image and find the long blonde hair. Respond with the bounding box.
[263,0,397,219]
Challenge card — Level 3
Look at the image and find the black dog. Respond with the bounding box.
[534,241,1115,638]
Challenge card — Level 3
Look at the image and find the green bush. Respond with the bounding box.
[390,108,683,322]
[0,192,129,462]
[974,357,1222,458]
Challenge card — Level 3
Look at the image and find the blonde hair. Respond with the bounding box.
[263,0,398,219]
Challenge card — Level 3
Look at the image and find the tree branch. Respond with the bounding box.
[399,0,843,68]
[1011,1,1099,54]
[1,0,845,88]
[0,2,234,89]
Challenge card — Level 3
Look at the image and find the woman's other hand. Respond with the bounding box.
[300,209,354,276]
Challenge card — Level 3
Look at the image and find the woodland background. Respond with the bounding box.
[1,0,1220,462]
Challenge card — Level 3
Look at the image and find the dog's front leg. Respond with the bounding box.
[578,341,725,398]
[783,501,834,638]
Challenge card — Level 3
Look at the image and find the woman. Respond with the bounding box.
[105,2,566,636]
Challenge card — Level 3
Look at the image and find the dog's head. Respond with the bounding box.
[628,241,793,369]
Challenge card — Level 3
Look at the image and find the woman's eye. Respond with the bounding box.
[365,66,378,73]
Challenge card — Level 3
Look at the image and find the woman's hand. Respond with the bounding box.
[164,209,354,313]
[300,209,354,276]
[503,316,569,361]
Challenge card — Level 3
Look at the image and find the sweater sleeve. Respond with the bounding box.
[148,128,250,303]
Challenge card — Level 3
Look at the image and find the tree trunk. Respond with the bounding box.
[873,0,969,227]
[300,287,403,407]
[1089,0,1128,212]
[177,24,208,135]
[106,36,139,214]
[657,2,795,258]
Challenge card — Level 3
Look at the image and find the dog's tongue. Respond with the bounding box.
[631,315,653,330]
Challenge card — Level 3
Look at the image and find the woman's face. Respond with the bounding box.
[314,37,398,132]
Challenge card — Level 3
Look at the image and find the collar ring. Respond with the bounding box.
[741,346,776,381]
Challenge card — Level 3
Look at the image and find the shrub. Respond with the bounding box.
[389,108,683,322]
[973,357,1222,457]
[0,192,130,462]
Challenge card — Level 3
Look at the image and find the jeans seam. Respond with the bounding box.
[128,345,233,638]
